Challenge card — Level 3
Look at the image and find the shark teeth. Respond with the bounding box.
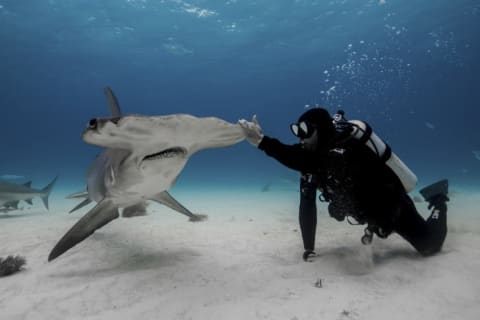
[143,147,186,161]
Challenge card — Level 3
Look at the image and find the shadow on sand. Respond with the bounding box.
[318,245,423,275]
[0,210,47,219]
[47,231,200,278]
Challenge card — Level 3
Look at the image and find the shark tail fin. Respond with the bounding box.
[40,176,59,210]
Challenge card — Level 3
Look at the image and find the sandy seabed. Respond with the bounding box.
[1,189,479,320]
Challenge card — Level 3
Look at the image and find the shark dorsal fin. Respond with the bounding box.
[23,181,32,188]
[103,86,122,117]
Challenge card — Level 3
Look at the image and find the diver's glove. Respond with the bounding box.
[302,249,317,262]
[238,115,264,147]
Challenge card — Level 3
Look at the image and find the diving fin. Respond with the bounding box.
[420,179,449,210]
[419,179,448,202]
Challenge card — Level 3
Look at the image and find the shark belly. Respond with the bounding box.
[0,191,38,205]
[105,156,187,208]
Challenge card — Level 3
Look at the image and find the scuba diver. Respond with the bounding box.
[238,108,449,261]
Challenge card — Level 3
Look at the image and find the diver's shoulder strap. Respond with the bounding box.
[347,119,417,192]
[381,144,392,163]
[331,111,417,193]
[349,120,373,145]
[348,120,389,160]
[336,118,393,164]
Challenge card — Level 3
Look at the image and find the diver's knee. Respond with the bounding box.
[416,240,444,256]
[300,182,317,200]
[418,246,441,257]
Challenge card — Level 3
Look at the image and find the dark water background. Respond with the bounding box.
[1,0,479,194]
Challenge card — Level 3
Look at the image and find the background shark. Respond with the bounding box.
[48,87,245,261]
[0,178,57,211]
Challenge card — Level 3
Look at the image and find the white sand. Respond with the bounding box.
[1,189,479,320]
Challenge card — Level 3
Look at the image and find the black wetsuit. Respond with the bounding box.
[258,135,447,256]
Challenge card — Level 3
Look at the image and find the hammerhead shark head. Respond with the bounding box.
[48,87,245,261]
[0,178,57,211]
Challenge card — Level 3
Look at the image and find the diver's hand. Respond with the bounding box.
[238,115,264,147]
[302,249,317,262]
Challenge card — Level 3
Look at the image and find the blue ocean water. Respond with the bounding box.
[0,0,479,195]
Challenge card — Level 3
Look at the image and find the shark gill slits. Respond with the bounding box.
[143,147,186,161]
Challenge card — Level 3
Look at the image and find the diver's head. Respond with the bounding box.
[290,108,334,150]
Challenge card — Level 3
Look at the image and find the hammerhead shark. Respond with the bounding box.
[48,87,245,261]
[0,178,57,211]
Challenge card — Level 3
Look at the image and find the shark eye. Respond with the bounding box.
[88,118,97,129]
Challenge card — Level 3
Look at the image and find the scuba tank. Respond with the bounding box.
[332,110,417,193]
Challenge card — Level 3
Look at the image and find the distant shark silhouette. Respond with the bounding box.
[0,178,57,211]
[48,87,245,261]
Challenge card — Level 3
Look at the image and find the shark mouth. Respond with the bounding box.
[143,147,187,161]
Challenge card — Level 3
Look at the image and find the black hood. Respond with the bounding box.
[297,108,335,147]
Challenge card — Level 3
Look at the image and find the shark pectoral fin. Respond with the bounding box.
[48,199,119,262]
[69,198,93,214]
[66,190,89,199]
[150,191,207,222]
